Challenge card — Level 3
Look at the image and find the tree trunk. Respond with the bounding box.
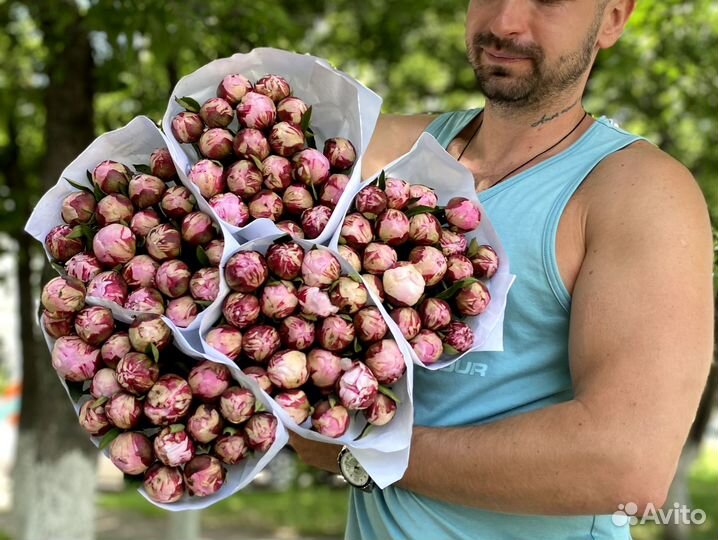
[12,2,98,540]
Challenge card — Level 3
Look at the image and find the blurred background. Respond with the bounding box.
[0,0,716,539]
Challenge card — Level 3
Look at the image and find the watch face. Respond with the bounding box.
[340,451,370,487]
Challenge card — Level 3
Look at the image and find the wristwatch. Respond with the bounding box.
[337,446,375,492]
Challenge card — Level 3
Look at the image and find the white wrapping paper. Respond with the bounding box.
[39,314,288,512]
[330,132,516,370]
[199,235,413,488]
[159,47,382,246]
[24,115,240,337]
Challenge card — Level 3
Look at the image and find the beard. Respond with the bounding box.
[467,20,600,108]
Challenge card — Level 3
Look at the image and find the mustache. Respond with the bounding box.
[471,32,543,62]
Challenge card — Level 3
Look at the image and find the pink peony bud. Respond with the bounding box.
[51,336,100,382]
[278,316,315,350]
[149,147,177,180]
[408,213,442,246]
[226,160,263,199]
[455,281,491,316]
[188,361,231,401]
[355,185,388,219]
[217,73,253,106]
[145,223,182,262]
[109,432,154,475]
[292,148,331,186]
[61,191,96,225]
[204,238,224,267]
[354,307,388,343]
[338,362,378,410]
[266,241,304,280]
[339,213,373,249]
[329,277,368,314]
[78,399,111,436]
[143,463,185,504]
[446,197,481,232]
[362,243,397,275]
[318,315,355,352]
[244,366,274,393]
[187,404,224,444]
[390,307,422,340]
[128,174,166,209]
[90,368,122,399]
[410,329,443,365]
[190,267,220,303]
[277,96,308,125]
[262,155,293,191]
[320,173,350,208]
[199,128,234,160]
[105,392,143,429]
[301,249,341,289]
[311,400,350,437]
[124,287,165,315]
[41,275,86,313]
[171,111,205,144]
[276,220,305,239]
[244,412,278,452]
[75,306,115,346]
[383,264,425,307]
[362,274,385,302]
[282,184,314,215]
[161,186,196,220]
[87,271,128,305]
[300,205,333,239]
[213,433,249,465]
[183,455,226,497]
[122,255,159,289]
[181,211,215,246]
[445,253,474,283]
[165,296,199,328]
[219,386,256,424]
[306,348,343,389]
[41,309,75,339]
[242,325,281,363]
[269,122,306,157]
[189,159,226,199]
[200,97,234,128]
[409,246,448,287]
[127,309,170,350]
[365,339,406,384]
[365,393,397,426]
[440,230,468,257]
[408,185,438,209]
[337,245,362,273]
[154,426,195,467]
[385,178,411,210]
[92,160,131,194]
[323,138,356,171]
[254,74,292,103]
[93,224,136,266]
[275,389,312,424]
[45,225,84,262]
[130,208,162,238]
[116,352,159,395]
[155,260,191,298]
[225,250,268,293]
[205,325,243,361]
[297,286,339,318]
[248,190,283,222]
[222,292,260,329]
[101,332,131,368]
[470,244,500,279]
[418,298,452,331]
[144,374,193,425]
[237,92,276,130]
[375,209,410,247]
[444,321,475,353]
[65,252,103,283]
[233,128,271,161]
[267,350,308,389]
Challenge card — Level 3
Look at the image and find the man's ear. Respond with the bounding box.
[597,0,636,49]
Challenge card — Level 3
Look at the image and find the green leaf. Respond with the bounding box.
[328,395,338,408]
[99,428,121,450]
[250,154,265,171]
[63,177,93,194]
[466,238,480,258]
[434,277,480,300]
[196,300,213,308]
[93,182,105,201]
[309,180,318,201]
[175,96,201,113]
[377,170,386,191]
[134,164,152,174]
[150,343,160,363]
[254,401,266,412]
[50,262,65,275]
[169,423,185,434]
[86,170,93,184]
[300,105,313,132]
[222,426,238,436]
[196,245,210,267]
[377,385,401,404]
[92,396,109,407]
[443,343,460,355]
[353,338,362,353]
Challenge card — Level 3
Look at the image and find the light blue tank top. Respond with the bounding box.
[347,109,644,540]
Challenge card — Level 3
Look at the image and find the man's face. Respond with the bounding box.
[466,0,605,108]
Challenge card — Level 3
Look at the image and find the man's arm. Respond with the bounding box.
[396,146,714,515]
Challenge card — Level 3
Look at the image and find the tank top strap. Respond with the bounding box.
[424,108,482,148]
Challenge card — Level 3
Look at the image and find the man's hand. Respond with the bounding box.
[287,431,341,475]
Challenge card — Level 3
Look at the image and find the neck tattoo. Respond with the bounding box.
[531,99,579,128]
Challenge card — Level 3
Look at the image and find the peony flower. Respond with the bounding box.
[61,191,96,225]
[90,368,122,399]
[41,275,86,313]
[311,400,350,438]
[105,392,143,429]
[385,178,410,210]
[337,245,362,273]
[408,213,442,246]
[128,174,166,209]
[320,173,350,208]
[204,238,224,267]
[389,307,422,340]
[455,281,491,316]
[121,255,159,289]
[181,211,215,246]
[183,455,226,497]
[237,92,276,131]
[242,325,281,363]
[470,244,500,279]
[408,185,438,209]
[439,230,468,257]
[275,220,305,239]
[323,137,356,171]
[92,160,131,194]
[243,366,274,394]
[355,185,388,219]
[143,374,193,425]
[45,225,83,262]
[244,412,278,452]
[187,404,224,444]
[300,205,333,240]
[282,184,314,215]
[353,307,388,343]
[51,335,100,382]
[219,386,256,424]
[301,249,341,289]
[213,434,249,465]
[200,97,234,128]
[276,96,308,125]
[329,277,368,314]
[87,271,128,305]
[262,155,293,191]
[375,209,410,247]
[130,208,162,238]
[199,128,234,160]
[74,305,115,346]
[154,426,195,467]
[278,316,316,351]
[408,246,448,287]
[189,267,220,303]
[292,148,330,186]
[297,286,339,318]
[267,350,308,389]
[365,393,397,426]
[254,74,292,102]
[306,348,343,389]
[248,190,283,222]
[318,315,355,352]
[65,252,103,283]
[189,159,225,200]
[226,160,263,199]
[161,185,196,220]
[383,264,425,307]
[275,389,312,424]
[188,360,232,401]
[143,464,185,504]
[123,287,165,315]
[129,306,173,351]
[165,296,199,328]
[116,352,159,395]
[145,224,182,262]
[444,321,475,353]
[109,432,154,476]
[78,399,111,436]
[268,122,305,157]
[217,73,253,106]
[225,250,268,293]
[41,309,75,339]
[339,213,373,249]
[410,329,443,365]
[233,128,270,161]
[266,241,304,280]
[362,243,397,275]
[171,111,204,143]
[100,332,131,369]
[222,292,260,329]
[364,339,406,384]
[149,147,177,180]
[445,197,481,232]
[205,325,243,361]
[418,298,453,331]
[445,254,474,283]
[155,259,191,298]
[338,362,378,410]
[362,274,385,302]
[209,192,250,228]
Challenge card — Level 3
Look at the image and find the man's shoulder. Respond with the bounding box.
[361,113,438,179]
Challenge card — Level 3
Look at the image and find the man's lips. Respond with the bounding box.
[483,48,530,63]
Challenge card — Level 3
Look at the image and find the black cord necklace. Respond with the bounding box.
[457,110,589,188]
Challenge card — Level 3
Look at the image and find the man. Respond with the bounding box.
[290,1,714,538]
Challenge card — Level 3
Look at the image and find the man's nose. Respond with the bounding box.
[488,0,532,40]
